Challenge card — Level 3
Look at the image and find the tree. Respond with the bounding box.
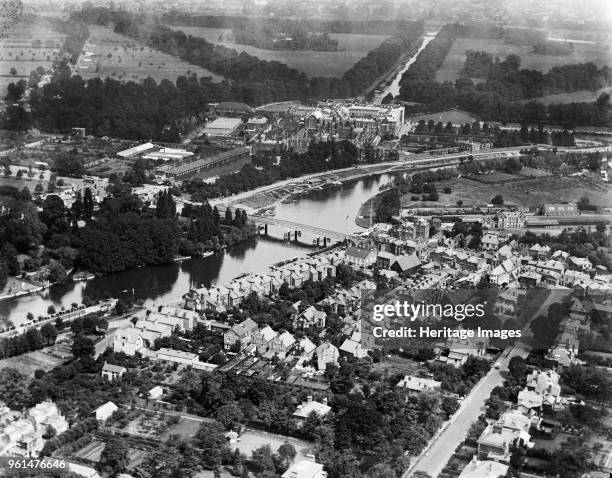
[491,195,504,205]
[71,334,94,359]
[215,402,244,430]
[194,422,228,470]
[83,187,94,220]
[47,305,56,315]
[251,445,275,473]
[0,368,30,409]
[98,437,129,477]
[41,323,58,345]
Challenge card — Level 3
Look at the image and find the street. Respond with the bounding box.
[404,291,561,477]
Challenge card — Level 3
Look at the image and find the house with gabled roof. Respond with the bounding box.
[253,325,278,354]
[101,362,126,382]
[223,318,258,350]
[293,305,327,329]
[269,331,296,358]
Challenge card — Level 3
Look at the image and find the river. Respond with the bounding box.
[0,173,394,326]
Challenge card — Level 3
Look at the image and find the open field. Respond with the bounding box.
[169,26,389,78]
[232,429,315,462]
[0,344,72,377]
[521,86,612,105]
[75,26,223,84]
[436,37,612,84]
[0,19,66,95]
[401,174,612,210]
[406,109,480,125]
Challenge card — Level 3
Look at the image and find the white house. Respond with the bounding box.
[94,401,118,422]
[282,461,327,478]
[345,246,377,268]
[148,386,164,400]
[113,327,143,356]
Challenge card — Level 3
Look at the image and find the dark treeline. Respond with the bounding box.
[25,62,219,141]
[184,140,358,201]
[71,7,423,102]
[398,26,612,126]
[9,8,423,138]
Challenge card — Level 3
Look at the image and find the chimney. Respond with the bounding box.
[307,396,312,403]
[322,397,328,406]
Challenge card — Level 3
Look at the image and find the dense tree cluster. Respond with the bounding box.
[185,140,358,201]
[517,227,610,269]
[398,27,612,126]
[24,65,215,140]
[71,7,423,104]
[0,324,58,359]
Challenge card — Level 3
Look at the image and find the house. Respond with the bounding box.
[316,342,339,371]
[293,397,331,423]
[489,258,519,286]
[253,326,278,354]
[481,233,500,251]
[345,246,377,268]
[223,318,258,350]
[293,306,327,329]
[295,337,316,358]
[282,461,327,478]
[516,389,543,412]
[477,423,517,463]
[339,331,370,359]
[376,251,396,269]
[28,401,69,436]
[541,203,577,216]
[519,271,542,288]
[390,254,421,275]
[101,362,126,381]
[156,348,199,365]
[269,331,296,358]
[113,327,144,356]
[496,211,525,229]
[396,375,441,394]
[529,244,551,260]
[458,457,509,478]
[94,402,118,422]
[148,386,163,400]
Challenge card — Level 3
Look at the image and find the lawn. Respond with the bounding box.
[0,345,71,377]
[170,26,389,78]
[75,26,224,84]
[0,19,66,95]
[520,86,612,105]
[436,37,612,84]
[232,428,315,462]
[406,109,480,125]
[401,174,612,210]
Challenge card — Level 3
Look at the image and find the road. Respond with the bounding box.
[404,292,560,478]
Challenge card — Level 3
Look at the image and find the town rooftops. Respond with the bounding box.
[94,401,118,417]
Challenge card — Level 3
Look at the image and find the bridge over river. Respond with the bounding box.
[250,215,360,245]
